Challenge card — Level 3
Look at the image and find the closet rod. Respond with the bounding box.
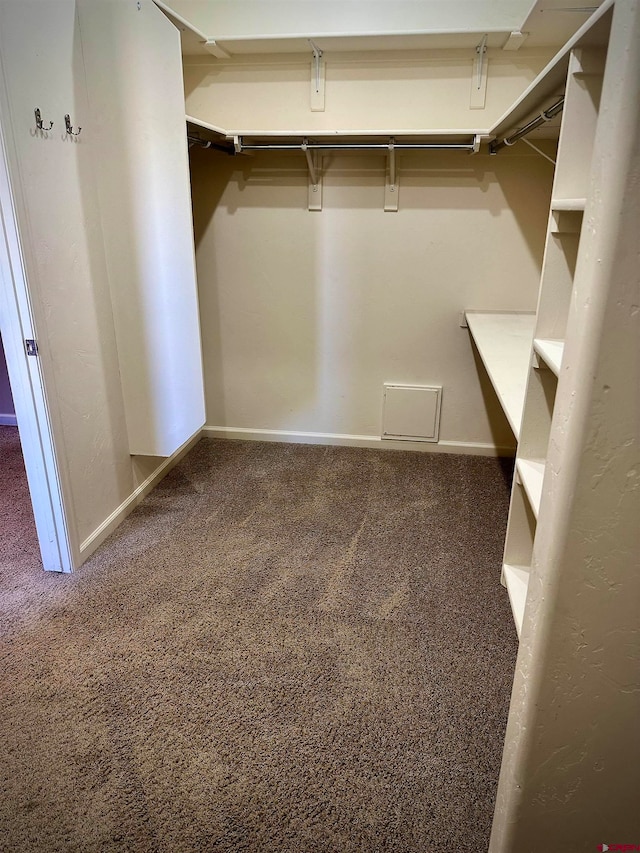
[489,96,564,155]
[187,135,235,154]
[238,141,477,152]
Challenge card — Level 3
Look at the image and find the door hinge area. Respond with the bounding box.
[25,339,38,356]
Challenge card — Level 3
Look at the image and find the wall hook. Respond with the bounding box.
[34,108,53,131]
[64,114,81,136]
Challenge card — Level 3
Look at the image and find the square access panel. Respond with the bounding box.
[382,384,442,442]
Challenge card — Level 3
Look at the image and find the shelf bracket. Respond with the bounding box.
[204,39,231,59]
[470,34,488,110]
[502,31,528,51]
[302,139,322,211]
[384,138,399,212]
[309,39,325,112]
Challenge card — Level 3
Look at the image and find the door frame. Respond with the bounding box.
[0,94,73,573]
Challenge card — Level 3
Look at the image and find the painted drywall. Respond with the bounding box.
[190,146,554,451]
[166,0,533,40]
[0,0,196,563]
[183,49,554,134]
[490,1,640,847]
[0,333,15,420]
[78,0,205,458]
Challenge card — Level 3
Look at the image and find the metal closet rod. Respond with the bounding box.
[187,135,235,154]
[489,96,564,155]
[237,139,477,152]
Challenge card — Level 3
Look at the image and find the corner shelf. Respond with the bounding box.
[516,458,545,518]
[533,338,564,376]
[465,311,535,440]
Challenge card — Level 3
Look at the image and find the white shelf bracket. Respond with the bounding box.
[502,31,528,51]
[384,138,399,212]
[309,39,326,112]
[471,34,488,110]
[473,134,481,154]
[233,135,242,154]
[204,39,231,59]
[302,139,322,211]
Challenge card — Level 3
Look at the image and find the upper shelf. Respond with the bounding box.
[157,0,607,59]
[488,0,613,140]
[465,311,535,440]
[156,0,522,58]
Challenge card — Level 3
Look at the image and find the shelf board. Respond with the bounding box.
[503,563,530,638]
[516,458,545,517]
[534,338,564,375]
[551,197,586,211]
[186,115,227,136]
[465,311,536,441]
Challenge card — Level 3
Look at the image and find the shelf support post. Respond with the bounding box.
[384,138,399,212]
[302,139,322,211]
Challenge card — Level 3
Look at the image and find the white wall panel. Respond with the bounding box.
[79,0,205,457]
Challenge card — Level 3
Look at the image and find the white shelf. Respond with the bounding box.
[206,31,511,56]
[551,197,586,211]
[186,115,227,136]
[516,458,545,518]
[503,564,530,638]
[534,338,564,375]
[465,311,536,440]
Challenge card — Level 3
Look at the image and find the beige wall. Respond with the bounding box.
[184,49,554,134]
[191,146,554,451]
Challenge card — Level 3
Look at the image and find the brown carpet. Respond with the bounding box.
[0,431,518,853]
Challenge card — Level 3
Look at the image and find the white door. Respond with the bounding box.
[78,0,206,457]
[0,129,73,573]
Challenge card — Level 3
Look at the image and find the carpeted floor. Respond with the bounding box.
[0,429,518,853]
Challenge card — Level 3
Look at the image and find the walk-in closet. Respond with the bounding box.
[0,1,637,851]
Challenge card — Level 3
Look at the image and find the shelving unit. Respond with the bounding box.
[471,7,613,639]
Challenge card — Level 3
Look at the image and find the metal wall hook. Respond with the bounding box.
[34,108,53,131]
[64,114,81,136]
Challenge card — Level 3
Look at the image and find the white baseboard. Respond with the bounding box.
[202,425,514,457]
[0,413,17,426]
[79,430,202,561]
